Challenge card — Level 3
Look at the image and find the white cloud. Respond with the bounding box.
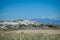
[48,16,57,19]
[40,16,47,19]
[40,16,59,20]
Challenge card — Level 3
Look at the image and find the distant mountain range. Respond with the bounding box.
[0,18,60,24]
[0,18,60,29]
[28,18,60,24]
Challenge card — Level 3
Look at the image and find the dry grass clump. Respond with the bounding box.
[0,30,60,40]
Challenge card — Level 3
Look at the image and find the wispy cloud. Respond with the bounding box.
[40,16,59,20]
[40,16,46,19]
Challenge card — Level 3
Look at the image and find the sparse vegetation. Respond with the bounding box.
[0,30,60,40]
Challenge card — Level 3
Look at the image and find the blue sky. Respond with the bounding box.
[0,0,60,20]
